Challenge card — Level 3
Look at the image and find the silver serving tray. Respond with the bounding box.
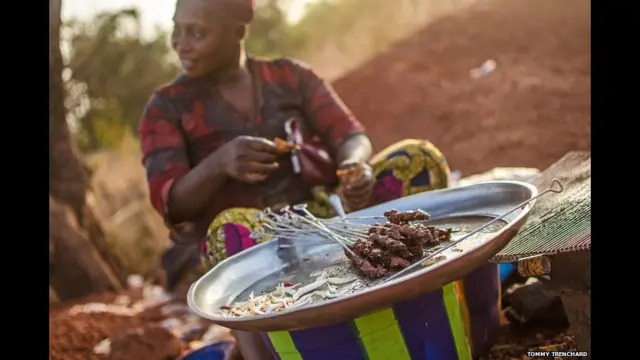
[187,181,538,332]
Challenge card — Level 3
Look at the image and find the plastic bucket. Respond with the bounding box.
[499,263,516,283]
[261,263,501,360]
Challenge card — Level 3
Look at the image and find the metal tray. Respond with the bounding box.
[188,181,538,332]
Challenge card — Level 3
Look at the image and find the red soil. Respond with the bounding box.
[332,0,590,175]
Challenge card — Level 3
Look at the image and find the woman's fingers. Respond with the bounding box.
[246,137,278,154]
[243,149,277,164]
[345,177,373,192]
[343,184,374,210]
[347,196,370,210]
[241,161,279,174]
[345,186,372,200]
[344,172,375,197]
[241,173,269,183]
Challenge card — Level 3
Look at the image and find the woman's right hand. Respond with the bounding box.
[215,136,280,183]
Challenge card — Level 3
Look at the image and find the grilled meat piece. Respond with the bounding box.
[384,209,430,224]
[390,256,411,269]
[347,252,388,278]
[407,244,425,258]
[368,247,392,267]
[369,234,411,257]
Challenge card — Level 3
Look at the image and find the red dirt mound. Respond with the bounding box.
[49,288,234,360]
[332,0,590,175]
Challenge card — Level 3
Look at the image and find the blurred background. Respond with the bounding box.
[50,0,590,357]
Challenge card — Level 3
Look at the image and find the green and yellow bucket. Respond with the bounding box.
[260,263,501,360]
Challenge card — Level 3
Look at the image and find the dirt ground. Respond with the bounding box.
[332,0,590,175]
[49,284,577,360]
[483,326,577,360]
[49,286,236,360]
[50,0,590,358]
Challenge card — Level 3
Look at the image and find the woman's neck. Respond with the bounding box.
[210,50,249,85]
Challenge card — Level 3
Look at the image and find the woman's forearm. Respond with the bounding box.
[336,134,373,166]
[166,152,227,223]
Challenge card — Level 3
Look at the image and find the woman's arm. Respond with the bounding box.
[165,136,279,221]
[139,92,228,225]
[166,153,227,223]
[290,59,373,164]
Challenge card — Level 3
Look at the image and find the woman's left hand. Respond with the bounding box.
[339,162,375,211]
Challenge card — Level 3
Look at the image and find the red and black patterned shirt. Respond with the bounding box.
[139,57,365,227]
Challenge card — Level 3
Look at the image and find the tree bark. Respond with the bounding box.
[50,0,125,300]
[50,196,122,300]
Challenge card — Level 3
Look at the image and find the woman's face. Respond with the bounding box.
[172,0,236,78]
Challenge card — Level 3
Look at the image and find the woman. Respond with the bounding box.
[140,0,450,287]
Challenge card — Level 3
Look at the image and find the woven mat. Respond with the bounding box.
[491,151,591,263]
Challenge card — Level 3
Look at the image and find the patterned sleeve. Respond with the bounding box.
[138,91,191,223]
[290,59,366,152]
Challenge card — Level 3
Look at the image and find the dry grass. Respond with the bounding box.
[85,134,169,277]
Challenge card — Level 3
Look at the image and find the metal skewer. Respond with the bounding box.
[383,179,565,283]
[253,204,358,255]
[292,204,357,256]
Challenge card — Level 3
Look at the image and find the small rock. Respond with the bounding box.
[142,285,172,306]
[470,59,497,79]
[126,274,144,289]
[505,279,568,327]
[93,338,111,355]
[108,325,182,360]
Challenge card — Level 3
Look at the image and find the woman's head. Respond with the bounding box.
[172,0,255,78]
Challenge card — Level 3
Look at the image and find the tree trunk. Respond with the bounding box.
[49,0,125,300]
[49,0,87,218]
[50,196,122,299]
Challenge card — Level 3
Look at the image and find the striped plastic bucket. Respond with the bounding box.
[261,263,501,360]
